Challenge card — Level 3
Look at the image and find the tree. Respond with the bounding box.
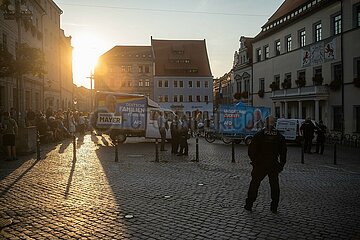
[0,43,46,78]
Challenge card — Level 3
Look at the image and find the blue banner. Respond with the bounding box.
[219,102,270,135]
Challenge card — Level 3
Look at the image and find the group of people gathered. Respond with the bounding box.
[0,107,89,161]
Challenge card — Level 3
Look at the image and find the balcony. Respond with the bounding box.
[271,85,329,99]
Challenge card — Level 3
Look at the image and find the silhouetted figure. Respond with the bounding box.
[170,116,180,154]
[300,118,316,153]
[315,120,327,154]
[177,116,189,156]
[1,111,18,161]
[245,115,287,213]
[157,112,167,151]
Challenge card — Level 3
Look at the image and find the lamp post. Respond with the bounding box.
[3,0,32,124]
[86,70,94,112]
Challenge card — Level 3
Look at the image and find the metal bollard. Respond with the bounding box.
[231,141,235,163]
[115,140,119,162]
[196,135,199,162]
[155,139,159,162]
[36,131,41,160]
[73,134,76,161]
[333,143,337,165]
[301,144,304,164]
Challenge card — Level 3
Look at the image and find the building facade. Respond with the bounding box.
[251,0,360,135]
[152,38,213,119]
[94,46,154,98]
[232,36,254,105]
[0,0,73,121]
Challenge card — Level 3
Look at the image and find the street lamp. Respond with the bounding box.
[3,0,32,125]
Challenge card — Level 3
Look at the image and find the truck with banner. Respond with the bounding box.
[217,101,271,145]
[91,91,174,143]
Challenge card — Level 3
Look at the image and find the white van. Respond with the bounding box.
[276,118,317,144]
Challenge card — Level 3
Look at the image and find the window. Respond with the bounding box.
[145,65,150,73]
[299,29,306,47]
[274,75,280,86]
[179,81,183,88]
[275,40,281,56]
[145,81,150,87]
[333,14,342,35]
[264,46,269,59]
[314,67,322,77]
[355,106,360,132]
[138,81,143,87]
[256,48,262,62]
[286,35,292,52]
[244,79,250,92]
[284,73,292,88]
[188,81,193,88]
[179,95,183,102]
[236,80,242,93]
[164,95,168,102]
[205,81,209,88]
[174,80,178,88]
[138,66,143,73]
[333,106,342,131]
[259,78,265,91]
[158,96,162,102]
[298,70,306,81]
[121,65,126,72]
[314,22,322,42]
[196,96,201,102]
[164,80,169,87]
[196,81,201,88]
[158,80,162,88]
[126,65,132,72]
[127,81,131,87]
[333,63,342,81]
[204,96,209,103]
[174,95,178,102]
[356,58,360,77]
[188,95,193,102]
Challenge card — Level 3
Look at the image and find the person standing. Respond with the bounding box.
[300,117,316,153]
[157,112,167,151]
[315,120,327,154]
[177,116,189,156]
[244,115,287,213]
[170,115,180,154]
[1,112,19,161]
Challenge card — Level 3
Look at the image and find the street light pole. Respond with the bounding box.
[87,70,94,112]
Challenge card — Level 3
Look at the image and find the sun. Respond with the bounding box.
[72,33,109,89]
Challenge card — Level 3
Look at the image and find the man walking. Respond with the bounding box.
[244,115,287,213]
[170,115,180,154]
[1,112,19,161]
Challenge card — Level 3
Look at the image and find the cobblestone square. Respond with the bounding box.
[0,135,359,239]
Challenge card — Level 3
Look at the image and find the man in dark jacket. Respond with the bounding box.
[245,115,287,213]
[300,117,316,153]
[170,116,180,154]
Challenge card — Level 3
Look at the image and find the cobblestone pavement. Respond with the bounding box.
[0,134,359,239]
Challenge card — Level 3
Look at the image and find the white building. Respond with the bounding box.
[251,0,360,135]
[152,38,213,119]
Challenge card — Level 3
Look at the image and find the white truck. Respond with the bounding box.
[91,91,174,143]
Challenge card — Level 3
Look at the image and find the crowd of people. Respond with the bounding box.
[0,107,90,161]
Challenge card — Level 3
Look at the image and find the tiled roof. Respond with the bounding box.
[151,39,212,77]
[263,0,310,28]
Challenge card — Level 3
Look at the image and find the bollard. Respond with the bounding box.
[36,131,41,160]
[115,140,119,162]
[155,139,159,162]
[333,143,337,165]
[301,144,304,164]
[196,135,199,162]
[231,141,235,163]
[73,134,76,161]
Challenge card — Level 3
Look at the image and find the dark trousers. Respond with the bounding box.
[246,166,280,209]
[159,127,166,150]
[316,138,325,154]
[179,136,188,154]
[171,133,179,153]
[304,137,313,153]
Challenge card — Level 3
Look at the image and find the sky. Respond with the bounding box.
[55,0,284,89]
